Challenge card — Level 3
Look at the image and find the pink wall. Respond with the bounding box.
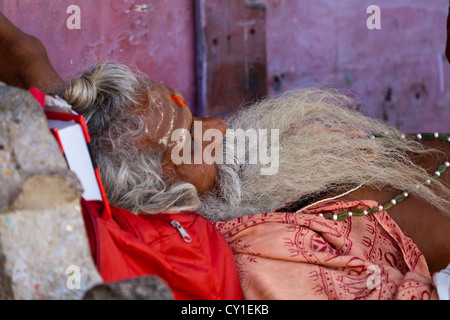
[0,0,197,112]
[1,0,449,132]
[262,0,450,133]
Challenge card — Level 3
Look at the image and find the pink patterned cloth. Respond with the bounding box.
[214,200,439,300]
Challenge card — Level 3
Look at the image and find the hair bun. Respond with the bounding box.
[64,75,99,121]
[63,62,142,126]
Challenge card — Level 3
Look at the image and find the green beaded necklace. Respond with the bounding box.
[305,132,450,221]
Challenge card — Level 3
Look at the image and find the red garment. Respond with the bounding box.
[81,199,243,300]
[28,87,45,108]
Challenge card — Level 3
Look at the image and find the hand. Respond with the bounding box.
[0,12,64,94]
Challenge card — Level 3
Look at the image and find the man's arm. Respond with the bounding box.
[0,12,64,94]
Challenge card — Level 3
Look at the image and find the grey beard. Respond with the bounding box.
[197,88,450,221]
[197,144,286,221]
[196,152,245,221]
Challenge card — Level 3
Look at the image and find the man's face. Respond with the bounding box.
[134,80,227,196]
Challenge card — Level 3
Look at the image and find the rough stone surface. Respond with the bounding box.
[0,85,69,212]
[0,85,103,299]
[83,276,174,300]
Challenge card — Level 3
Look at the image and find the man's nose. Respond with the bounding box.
[194,117,228,137]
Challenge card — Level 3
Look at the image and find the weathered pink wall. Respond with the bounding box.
[0,0,197,112]
[1,0,449,132]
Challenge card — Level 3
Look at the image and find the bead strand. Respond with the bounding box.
[319,132,450,221]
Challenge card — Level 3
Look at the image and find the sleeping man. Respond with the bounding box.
[1,11,449,300]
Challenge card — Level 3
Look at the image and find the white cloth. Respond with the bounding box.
[44,95,75,114]
[433,263,450,300]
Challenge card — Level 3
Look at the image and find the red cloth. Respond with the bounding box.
[28,87,45,108]
[81,199,243,300]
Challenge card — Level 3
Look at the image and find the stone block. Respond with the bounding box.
[83,276,174,300]
[0,85,103,299]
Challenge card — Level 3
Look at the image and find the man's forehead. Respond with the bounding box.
[134,80,182,109]
[147,79,184,97]
[131,78,193,150]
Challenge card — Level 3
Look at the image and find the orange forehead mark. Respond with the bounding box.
[170,94,187,107]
